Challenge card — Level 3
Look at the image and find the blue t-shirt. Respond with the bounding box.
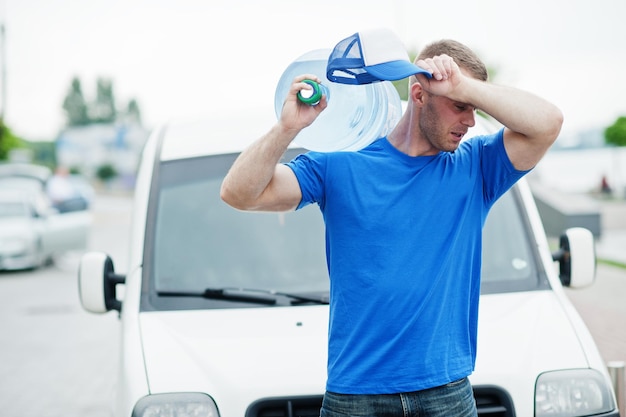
[286,129,528,394]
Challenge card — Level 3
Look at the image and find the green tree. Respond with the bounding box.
[605,116,626,147]
[96,163,118,182]
[61,76,142,127]
[125,98,142,124]
[62,77,90,126]
[0,119,25,160]
[90,77,116,123]
[604,116,626,198]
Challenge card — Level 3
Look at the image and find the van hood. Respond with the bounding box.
[471,290,589,416]
[139,305,329,415]
[138,291,591,417]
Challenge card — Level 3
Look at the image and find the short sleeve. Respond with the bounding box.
[284,152,327,210]
[479,128,530,205]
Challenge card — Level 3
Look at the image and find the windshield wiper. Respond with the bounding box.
[158,288,277,305]
[157,287,329,306]
[270,290,330,305]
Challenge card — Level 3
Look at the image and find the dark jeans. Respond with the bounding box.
[320,377,477,417]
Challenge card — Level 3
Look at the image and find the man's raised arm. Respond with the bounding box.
[416,55,563,171]
[220,75,327,212]
[459,78,562,171]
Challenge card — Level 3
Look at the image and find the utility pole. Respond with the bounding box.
[0,20,6,121]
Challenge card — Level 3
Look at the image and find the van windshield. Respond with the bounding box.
[144,151,547,310]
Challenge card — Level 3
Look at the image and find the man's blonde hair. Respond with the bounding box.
[410,39,488,87]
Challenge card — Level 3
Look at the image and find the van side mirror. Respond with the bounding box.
[552,227,596,288]
[78,252,126,313]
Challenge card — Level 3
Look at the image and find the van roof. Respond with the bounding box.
[157,105,500,162]
[158,107,284,161]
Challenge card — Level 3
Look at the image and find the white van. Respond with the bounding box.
[78,110,619,417]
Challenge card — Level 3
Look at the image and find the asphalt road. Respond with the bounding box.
[565,265,626,365]
[0,194,129,417]
[0,193,624,416]
[0,264,120,417]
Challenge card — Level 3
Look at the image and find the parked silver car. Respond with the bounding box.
[0,187,91,271]
[0,162,93,213]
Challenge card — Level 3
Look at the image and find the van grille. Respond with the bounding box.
[246,387,515,417]
[474,386,516,417]
[246,396,322,417]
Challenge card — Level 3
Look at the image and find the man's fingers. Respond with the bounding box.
[417,55,454,81]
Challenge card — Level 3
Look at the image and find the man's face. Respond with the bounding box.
[418,93,476,153]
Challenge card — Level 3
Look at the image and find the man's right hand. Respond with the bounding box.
[278,74,328,137]
[220,74,325,212]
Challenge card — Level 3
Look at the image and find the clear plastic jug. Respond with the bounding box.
[274,49,402,152]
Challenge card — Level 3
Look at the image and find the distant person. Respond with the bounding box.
[601,175,612,196]
[46,166,82,212]
[221,31,563,416]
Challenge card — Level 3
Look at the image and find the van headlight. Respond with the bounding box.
[131,393,219,417]
[535,369,616,416]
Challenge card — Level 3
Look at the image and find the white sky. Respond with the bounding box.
[2,0,626,140]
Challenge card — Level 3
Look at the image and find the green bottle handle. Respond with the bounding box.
[297,80,324,105]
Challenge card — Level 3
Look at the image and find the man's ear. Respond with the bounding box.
[410,82,425,106]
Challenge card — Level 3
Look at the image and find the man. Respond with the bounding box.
[46,166,80,213]
[221,35,562,416]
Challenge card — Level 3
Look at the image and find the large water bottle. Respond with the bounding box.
[274,49,402,152]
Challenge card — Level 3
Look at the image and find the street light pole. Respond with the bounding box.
[0,20,6,121]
